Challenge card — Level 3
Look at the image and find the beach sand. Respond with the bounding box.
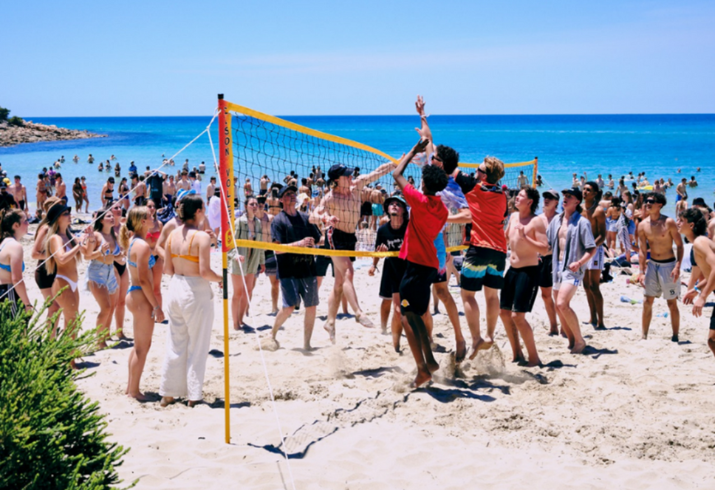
[18,227,715,489]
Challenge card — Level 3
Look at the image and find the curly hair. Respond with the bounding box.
[436,145,460,175]
[422,164,448,195]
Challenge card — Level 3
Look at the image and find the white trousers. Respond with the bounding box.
[160,275,214,401]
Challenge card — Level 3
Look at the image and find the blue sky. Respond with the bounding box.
[3,0,714,116]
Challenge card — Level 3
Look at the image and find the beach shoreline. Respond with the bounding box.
[0,120,106,147]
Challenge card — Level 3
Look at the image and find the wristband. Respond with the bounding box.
[695,286,701,292]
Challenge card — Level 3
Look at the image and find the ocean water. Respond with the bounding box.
[1,114,713,216]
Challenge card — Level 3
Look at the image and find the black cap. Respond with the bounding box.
[278,185,298,198]
[542,189,559,200]
[46,203,71,225]
[328,164,354,181]
[562,187,583,202]
[693,197,706,207]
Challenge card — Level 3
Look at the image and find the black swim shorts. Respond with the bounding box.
[538,254,554,289]
[399,261,437,316]
[499,265,540,313]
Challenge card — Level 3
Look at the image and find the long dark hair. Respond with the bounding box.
[178,194,203,223]
[0,209,24,241]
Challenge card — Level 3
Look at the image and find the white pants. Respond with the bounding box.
[160,275,214,401]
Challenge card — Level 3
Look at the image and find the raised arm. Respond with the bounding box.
[414,95,437,157]
[355,162,395,190]
[393,139,430,191]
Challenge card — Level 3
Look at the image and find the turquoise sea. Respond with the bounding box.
[1,114,713,216]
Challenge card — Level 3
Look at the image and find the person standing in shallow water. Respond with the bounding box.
[637,192,683,342]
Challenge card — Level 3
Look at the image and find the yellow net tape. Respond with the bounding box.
[233,239,467,258]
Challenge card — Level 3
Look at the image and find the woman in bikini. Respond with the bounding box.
[145,199,164,311]
[36,173,48,211]
[32,197,62,334]
[160,194,221,407]
[81,208,122,348]
[102,177,115,207]
[229,196,265,330]
[110,204,128,339]
[0,209,32,317]
[72,178,84,213]
[120,206,165,401]
[118,177,130,211]
[81,176,90,213]
[44,202,91,338]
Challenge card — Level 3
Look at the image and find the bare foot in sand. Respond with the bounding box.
[355,313,374,328]
[160,396,176,407]
[427,360,440,374]
[512,352,526,364]
[324,321,336,344]
[560,329,568,338]
[570,342,586,354]
[549,328,559,336]
[187,400,201,407]
[455,339,467,363]
[413,368,432,388]
[128,391,151,402]
[468,337,493,360]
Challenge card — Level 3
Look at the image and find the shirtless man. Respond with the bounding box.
[546,188,597,354]
[310,161,393,339]
[676,178,688,203]
[177,170,191,192]
[36,173,48,210]
[637,192,683,341]
[244,178,253,198]
[9,176,27,211]
[206,176,216,201]
[607,174,614,189]
[131,175,147,206]
[266,185,282,217]
[581,182,607,329]
[54,173,67,204]
[500,187,549,366]
[164,174,177,200]
[517,171,528,188]
[260,175,271,195]
[679,209,715,357]
[596,174,605,189]
[688,176,698,188]
[299,178,311,197]
[538,190,560,335]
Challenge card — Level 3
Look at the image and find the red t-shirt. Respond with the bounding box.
[455,173,507,253]
[399,184,448,269]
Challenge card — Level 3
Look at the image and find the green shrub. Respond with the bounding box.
[0,299,131,489]
[0,107,8,122]
[8,116,24,127]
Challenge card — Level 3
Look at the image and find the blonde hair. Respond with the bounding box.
[119,206,149,250]
[483,156,505,185]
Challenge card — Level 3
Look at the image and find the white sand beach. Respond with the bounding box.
[18,229,715,489]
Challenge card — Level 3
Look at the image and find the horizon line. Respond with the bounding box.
[24,112,715,119]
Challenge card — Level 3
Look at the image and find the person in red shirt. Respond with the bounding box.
[449,157,507,358]
[393,139,449,388]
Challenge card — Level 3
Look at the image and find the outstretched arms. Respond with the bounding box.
[393,139,430,191]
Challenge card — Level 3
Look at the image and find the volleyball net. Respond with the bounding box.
[219,99,538,257]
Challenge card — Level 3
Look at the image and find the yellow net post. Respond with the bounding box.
[218,94,233,444]
[533,156,539,187]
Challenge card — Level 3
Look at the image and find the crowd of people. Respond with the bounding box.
[1,96,714,398]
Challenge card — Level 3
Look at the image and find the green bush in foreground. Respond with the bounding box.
[0,300,130,489]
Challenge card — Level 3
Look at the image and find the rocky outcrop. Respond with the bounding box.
[0,120,106,147]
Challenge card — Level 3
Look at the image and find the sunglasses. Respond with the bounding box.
[431,154,442,163]
[476,167,486,174]
[645,199,656,204]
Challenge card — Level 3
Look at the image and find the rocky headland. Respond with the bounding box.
[0,120,106,147]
